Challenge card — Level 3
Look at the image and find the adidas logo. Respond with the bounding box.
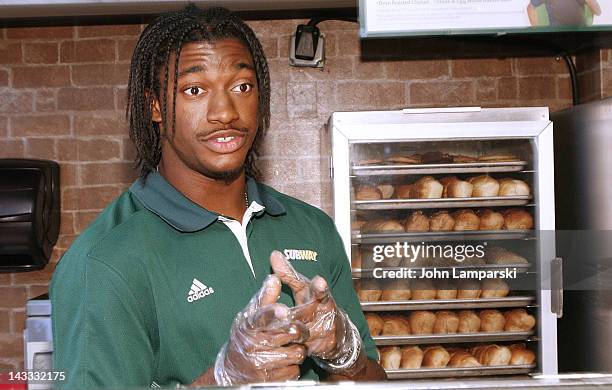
[187,278,215,303]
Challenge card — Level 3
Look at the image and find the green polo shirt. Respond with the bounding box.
[51,172,377,389]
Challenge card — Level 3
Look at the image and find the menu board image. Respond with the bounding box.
[360,0,612,37]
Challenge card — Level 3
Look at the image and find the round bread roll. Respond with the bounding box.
[351,219,366,232]
[380,346,402,370]
[474,345,512,366]
[400,346,424,369]
[479,310,506,332]
[452,209,480,231]
[433,311,459,334]
[404,211,430,232]
[498,178,530,196]
[503,209,534,230]
[377,184,395,199]
[356,279,382,302]
[358,158,383,166]
[351,248,362,269]
[435,280,457,300]
[448,351,481,367]
[481,279,510,298]
[386,155,421,164]
[411,279,437,300]
[430,211,455,231]
[485,247,528,265]
[365,313,383,336]
[478,154,518,162]
[476,209,505,231]
[504,309,536,332]
[422,346,450,368]
[457,310,481,333]
[440,176,474,198]
[355,185,382,200]
[361,219,404,233]
[509,344,536,365]
[468,175,500,197]
[422,151,453,164]
[456,279,482,299]
[381,279,411,301]
[382,315,411,336]
[408,311,436,335]
[452,155,478,163]
[395,184,414,199]
[411,176,443,199]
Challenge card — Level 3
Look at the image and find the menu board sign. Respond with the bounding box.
[359,0,612,37]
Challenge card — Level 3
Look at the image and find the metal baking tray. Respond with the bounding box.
[385,364,536,379]
[373,331,535,346]
[353,196,532,210]
[351,161,528,176]
[353,264,531,278]
[352,230,535,244]
[361,296,535,311]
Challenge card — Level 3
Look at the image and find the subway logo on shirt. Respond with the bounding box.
[283,249,318,261]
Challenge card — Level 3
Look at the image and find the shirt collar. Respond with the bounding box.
[129,171,285,232]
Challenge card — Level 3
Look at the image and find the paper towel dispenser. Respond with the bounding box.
[0,159,60,272]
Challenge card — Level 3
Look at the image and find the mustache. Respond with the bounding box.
[196,127,250,138]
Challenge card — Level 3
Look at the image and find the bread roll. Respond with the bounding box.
[377,184,395,199]
[477,209,505,231]
[380,346,402,369]
[456,279,482,299]
[382,315,411,336]
[433,311,459,334]
[452,209,480,231]
[381,280,411,301]
[351,248,362,269]
[404,211,430,232]
[386,155,421,164]
[452,155,478,163]
[473,345,512,366]
[478,154,518,162]
[422,151,453,164]
[422,346,450,368]
[479,310,506,332]
[440,176,474,198]
[503,209,534,230]
[435,280,457,300]
[485,247,528,265]
[457,310,481,333]
[481,279,510,298]
[468,175,500,197]
[408,311,436,335]
[355,185,382,200]
[498,178,530,196]
[395,184,414,199]
[361,219,404,233]
[400,346,424,369]
[356,280,382,302]
[358,158,383,166]
[448,351,481,367]
[411,279,437,300]
[351,219,366,232]
[430,211,455,231]
[509,344,536,365]
[411,176,443,199]
[365,313,383,336]
[504,309,536,332]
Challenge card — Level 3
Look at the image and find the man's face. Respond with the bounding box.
[153,39,259,181]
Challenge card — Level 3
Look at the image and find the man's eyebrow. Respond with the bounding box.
[178,65,205,77]
[235,62,254,71]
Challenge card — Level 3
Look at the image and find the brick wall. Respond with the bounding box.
[0,19,578,369]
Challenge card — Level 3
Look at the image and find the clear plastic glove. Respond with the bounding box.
[270,251,367,376]
[214,274,308,385]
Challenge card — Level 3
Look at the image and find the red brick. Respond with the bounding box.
[0,91,33,114]
[0,42,22,64]
[10,310,25,334]
[267,59,289,83]
[558,76,572,100]
[11,115,70,136]
[72,63,130,86]
[476,79,497,102]
[12,66,70,88]
[578,69,602,102]
[260,36,279,60]
[451,58,512,78]
[56,234,77,250]
[121,139,137,161]
[601,68,612,99]
[287,83,316,118]
[0,69,8,87]
[27,285,50,300]
[518,76,557,100]
[397,60,449,80]
[0,311,9,333]
[59,163,78,186]
[0,336,22,359]
[0,273,10,284]
[335,31,360,56]
[270,81,288,119]
[337,81,405,109]
[57,87,115,111]
[60,39,115,63]
[35,89,57,112]
[23,42,58,64]
[0,140,24,158]
[115,86,128,109]
[0,116,7,137]
[289,57,353,82]
[79,162,137,185]
[248,20,295,37]
[354,61,385,80]
[63,186,124,211]
[410,81,476,105]
[12,263,54,285]
[60,211,75,235]
[77,139,121,161]
[7,26,73,39]
[499,77,518,100]
[77,25,142,38]
[117,38,138,61]
[75,211,102,233]
[0,361,18,371]
[0,287,26,309]
[74,111,128,136]
[576,49,601,73]
[516,57,567,75]
[57,139,78,161]
[25,138,56,160]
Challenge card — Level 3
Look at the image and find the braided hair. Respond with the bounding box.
[127,5,270,179]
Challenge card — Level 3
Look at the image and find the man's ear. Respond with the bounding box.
[151,96,162,123]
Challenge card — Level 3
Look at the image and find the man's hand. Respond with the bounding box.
[213,274,308,385]
[270,251,368,377]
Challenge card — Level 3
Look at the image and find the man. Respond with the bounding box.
[527,0,601,26]
[51,5,385,388]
